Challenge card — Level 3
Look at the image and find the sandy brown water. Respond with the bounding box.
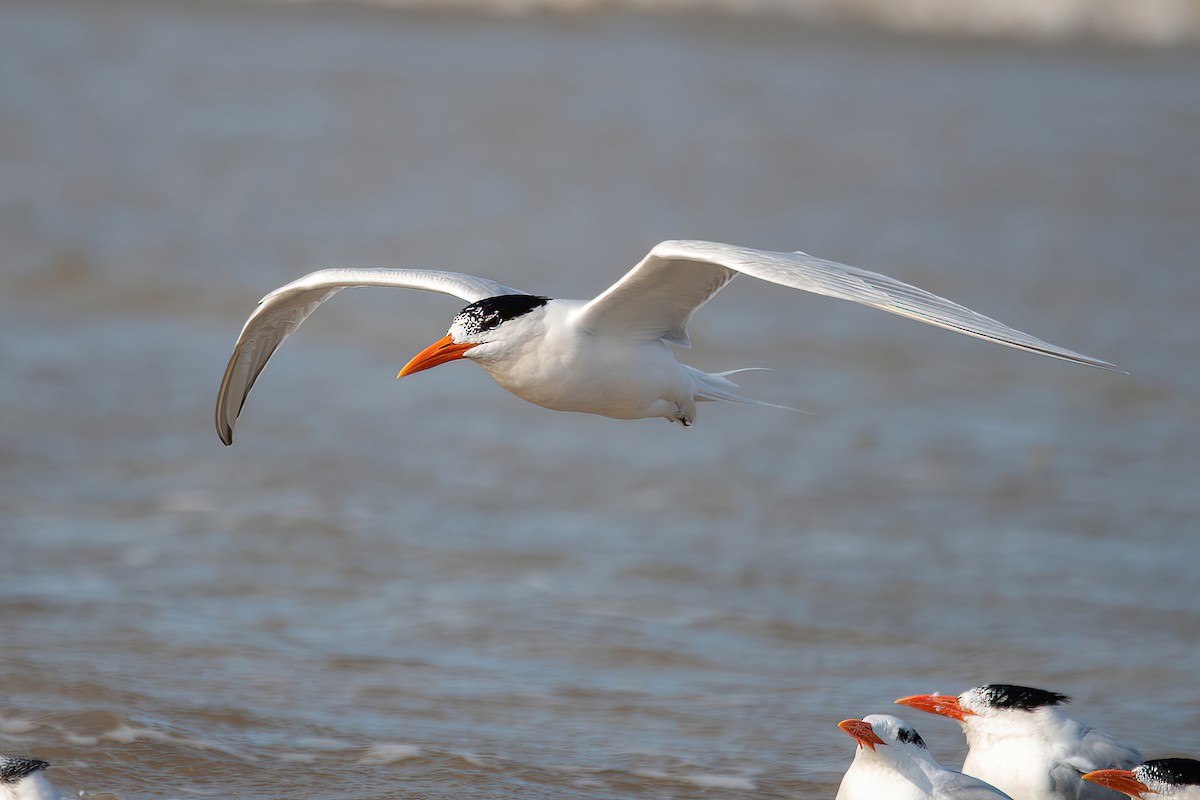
[1,1,1198,798]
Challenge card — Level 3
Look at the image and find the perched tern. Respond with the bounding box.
[897,685,1143,800]
[0,756,56,800]
[215,239,1117,444]
[1083,759,1200,799]
[836,715,1012,800]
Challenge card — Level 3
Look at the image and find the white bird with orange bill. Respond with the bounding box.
[897,685,1142,800]
[1084,759,1200,799]
[216,240,1117,444]
[836,714,1012,800]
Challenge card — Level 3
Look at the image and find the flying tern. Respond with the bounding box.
[836,715,1012,800]
[1084,759,1200,799]
[0,756,56,800]
[897,685,1143,800]
[216,240,1117,444]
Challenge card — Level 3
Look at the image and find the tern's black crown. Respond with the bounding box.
[978,685,1070,711]
[1143,758,1200,787]
[454,295,550,336]
[0,757,50,784]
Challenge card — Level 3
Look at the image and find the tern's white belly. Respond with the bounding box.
[480,324,694,421]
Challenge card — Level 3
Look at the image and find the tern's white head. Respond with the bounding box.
[895,684,1146,800]
[896,685,1081,762]
[865,714,936,756]
[836,715,938,800]
[896,684,1072,728]
[1084,760,1200,799]
[397,294,551,378]
[841,714,937,765]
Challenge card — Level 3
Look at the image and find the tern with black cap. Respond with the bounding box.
[836,714,1012,800]
[1084,759,1200,799]
[897,685,1142,800]
[216,239,1118,444]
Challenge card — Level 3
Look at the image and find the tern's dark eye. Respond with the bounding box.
[896,727,926,748]
[454,295,550,336]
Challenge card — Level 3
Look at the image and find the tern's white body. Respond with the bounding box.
[1147,783,1200,800]
[837,746,931,800]
[1131,782,1200,799]
[1150,784,1200,800]
[216,239,1117,444]
[837,715,1012,800]
[470,300,699,422]
[898,687,1142,800]
[960,706,1139,800]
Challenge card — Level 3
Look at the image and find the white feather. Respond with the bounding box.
[215,240,1118,444]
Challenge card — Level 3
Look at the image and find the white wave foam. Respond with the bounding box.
[256,0,1199,45]
[633,769,757,790]
[100,725,248,759]
[0,716,38,736]
[358,744,422,765]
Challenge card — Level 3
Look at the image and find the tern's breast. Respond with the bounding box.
[481,303,692,420]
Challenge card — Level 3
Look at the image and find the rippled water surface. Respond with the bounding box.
[1,2,1198,798]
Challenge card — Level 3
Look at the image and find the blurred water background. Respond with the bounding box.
[1,0,1198,798]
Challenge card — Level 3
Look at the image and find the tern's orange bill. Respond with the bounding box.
[837,719,887,751]
[397,335,478,378]
[1081,769,1150,799]
[894,694,974,721]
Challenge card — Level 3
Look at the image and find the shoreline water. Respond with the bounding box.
[2,0,1198,797]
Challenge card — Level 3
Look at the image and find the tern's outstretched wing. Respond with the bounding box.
[215,268,524,445]
[574,240,1117,369]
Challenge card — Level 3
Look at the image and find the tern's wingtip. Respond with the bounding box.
[1095,362,1128,375]
[1089,358,1126,374]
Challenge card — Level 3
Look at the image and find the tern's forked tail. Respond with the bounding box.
[684,366,805,413]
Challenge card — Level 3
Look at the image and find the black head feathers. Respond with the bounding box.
[0,756,50,784]
[453,295,550,336]
[977,684,1071,711]
[1142,758,1200,787]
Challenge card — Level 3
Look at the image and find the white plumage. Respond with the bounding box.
[897,686,1143,800]
[836,715,1012,800]
[216,240,1117,444]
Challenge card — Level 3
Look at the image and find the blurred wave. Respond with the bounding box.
[258,0,1200,45]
